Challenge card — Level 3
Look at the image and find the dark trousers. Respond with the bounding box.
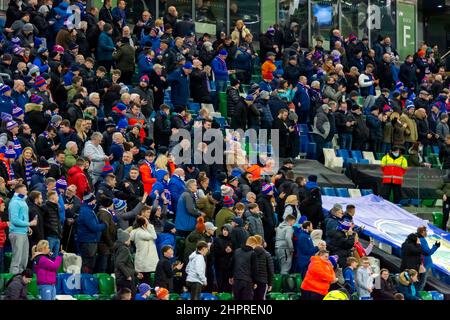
[116,277,136,297]
[352,139,366,151]
[301,289,324,300]
[216,268,232,293]
[140,272,152,285]
[370,139,383,153]
[254,282,268,300]
[186,281,203,300]
[98,60,114,73]
[339,133,353,150]
[120,71,135,85]
[233,279,254,300]
[79,243,98,274]
[382,183,402,204]
[312,134,326,164]
[176,230,192,238]
[95,254,113,274]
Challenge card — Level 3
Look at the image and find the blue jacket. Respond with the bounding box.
[233,48,252,71]
[419,237,438,269]
[366,113,383,140]
[30,171,46,190]
[168,174,186,213]
[343,267,356,293]
[325,215,341,242]
[293,228,317,271]
[258,80,273,93]
[33,57,49,74]
[77,204,106,243]
[155,232,176,261]
[111,7,126,28]
[150,169,169,200]
[8,194,30,234]
[58,192,65,225]
[137,52,153,77]
[97,31,115,62]
[0,95,15,114]
[12,91,28,110]
[109,142,124,164]
[211,56,229,82]
[168,68,190,106]
[63,71,75,86]
[52,2,70,33]
[175,191,201,232]
[292,83,310,112]
[397,282,420,300]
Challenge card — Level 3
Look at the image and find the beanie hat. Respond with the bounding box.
[245,94,254,101]
[212,191,222,202]
[38,157,50,169]
[37,47,48,54]
[12,46,25,55]
[102,162,114,176]
[260,91,270,99]
[418,50,426,58]
[99,197,114,208]
[406,102,415,110]
[223,196,235,208]
[163,221,175,233]
[112,103,127,113]
[138,283,152,294]
[261,183,274,195]
[267,26,275,34]
[11,37,20,45]
[23,23,34,32]
[34,76,46,88]
[52,45,65,54]
[117,229,130,243]
[56,178,68,190]
[195,216,206,233]
[1,112,12,122]
[28,65,40,76]
[116,117,128,130]
[383,105,393,113]
[83,192,96,203]
[0,84,11,94]
[232,216,243,227]
[140,75,149,83]
[183,62,193,69]
[156,287,169,300]
[221,185,234,198]
[113,198,127,212]
[219,49,228,56]
[5,146,16,159]
[6,121,18,131]
[30,94,43,104]
[12,106,24,118]
[329,255,339,268]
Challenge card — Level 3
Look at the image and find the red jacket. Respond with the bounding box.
[0,220,8,248]
[139,162,157,193]
[301,256,336,296]
[67,166,91,199]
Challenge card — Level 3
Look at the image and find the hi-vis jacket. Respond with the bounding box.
[381,153,408,185]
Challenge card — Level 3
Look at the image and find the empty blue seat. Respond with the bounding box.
[356,158,370,164]
[188,102,201,113]
[213,116,227,129]
[410,198,421,206]
[81,274,99,295]
[429,291,444,300]
[351,150,363,160]
[335,188,350,198]
[307,142,317,159]
[432,146,440,155]
[360,189,373,196]
[399,199,410,206]
[337,149,350,159]
[321,187,337,196]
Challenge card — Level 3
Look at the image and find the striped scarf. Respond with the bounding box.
[8,162,15,181]
[144,159,154,176]
[13,135,22,158]
[25,159,33,185]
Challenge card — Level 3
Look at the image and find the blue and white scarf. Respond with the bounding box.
[13,135,22,158]
[25,159,33,185]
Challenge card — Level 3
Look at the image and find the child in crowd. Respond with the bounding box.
[135,283,153,300]
[0,198,8,273]
[31,240,63,300]
[154,245,183,291]
[343,257,358,295]
[356,256,375,300]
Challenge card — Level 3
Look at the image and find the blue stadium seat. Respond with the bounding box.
[321,187,337,196]
[410,198,421,206]
[307,143,317,159]
[356,158,370,164]
[351,150,363,160]
[188,102,201,113]
[432,146,440,155]
[213,116,227,129]
[337,149,350,159]
[299,124,309,135]
[345,158,357,166]
[399,199,410,206]
[81,274,99,295]
[360,189,373,196]
[335,188,350,198]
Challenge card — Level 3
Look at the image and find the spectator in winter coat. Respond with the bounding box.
[168,63,192,107]
[416,226,440,291]
[227,79,241,119]
[399,55,418,91]
[230,236,258,300]
[95,197,116,274]
[351,105,370,150]
[378,53,395,90]
[301,250,337,300]
[215,196,235,236]
[213,225,234,292]
[31,239,62,300]
[293,221,318,277]
[356,256,374,299]
[174,179,204,237]
[97,23,115,71]
[230,217,249,250]
[231,95,252,130]
[233,46,253,84]
[400,233,423,272]
[358,64,377,97]
[327,220,356,268]
[343,257,358,294]
[366,106,384,152]
[190,59,212,105]
[312,104,331,163]
[77,193,106,273]
[292,76,310,124]
[257,184,276,254]
[154,245,183,291]
[396,269,421,300]
[82,132,109,185]
[42,191,62,259]
[168,168,186,214]
[112,37,136,84]
[4,268,33,300]
[284,55,301,86]
[211,50,231,93]
[114,229,144,297]
[245,203,264,238]
[372,268,397,300]
[186,241,209,300]
[323,76,345,103]
[253,235,274,300]
[400,104,419,147]
[275,214,296,274]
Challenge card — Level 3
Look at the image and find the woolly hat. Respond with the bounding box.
[113,198,127,212]
[105,119,116,128]
[182,62,193,69]
[38,157,50,169]
[112,103,127,113]
[0,84,11,94]
[138,283,152,294]
[140,75,149,83]
[267,26,275,34]
[232,216,243,227]
[221,185,234,198]
[261,183,274,195]
[69,42,78,50]
[156,287,169,300]
[245,94,254,102]
[418,50,426,58]
[53,45,65,54]
[219,49,228,56]
[5,146,16,159]
[11,37,20,45]
[13,46,25,55]
[56,178,68,190]
[406,102,415,110]
[383,105,393,113]
[195,216,206,233]
[12,106,24,118]
[212,191,222,202]
[117,229,130,243]
[260,90,270,99]
[30,94,43,105]
[6,121,18,131]
[1,112,12,122]
[83,192,96,203]
[329,255,339,268]
[100,197,114,208]
[116,117,128,130]
[102,162,114,176]
[23,23,34,32]
[34,76,46,88]
[28,65,40,76]
[223,196,235,207]
[37,47,48,54]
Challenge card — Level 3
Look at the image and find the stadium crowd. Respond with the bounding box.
[0,0,447,301]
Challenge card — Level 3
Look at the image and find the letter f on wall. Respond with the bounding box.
[403,25,411,47]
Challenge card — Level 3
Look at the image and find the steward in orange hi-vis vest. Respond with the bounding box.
[380,146,408,204]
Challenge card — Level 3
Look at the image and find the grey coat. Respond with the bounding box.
[116,202,144,230]
[245,211,264,238]
[312,108,331,139]
[275,221,294,251]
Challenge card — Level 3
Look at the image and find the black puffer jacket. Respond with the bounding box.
[327,230,355,267]
[213,234,233,271]
[28,201,46,245]
[43,201,62,239]
[400,233,422,272]
[257,194,276,243]
[230,245,258,282]
[253,246,274,285]
[227,86,241,119]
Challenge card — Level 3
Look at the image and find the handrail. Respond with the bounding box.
[441,48,450,60]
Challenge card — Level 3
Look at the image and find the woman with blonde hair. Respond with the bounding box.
[197,172,211,198]
[31,240,63,300]
[75,119,88,149]
[154,154,168,171]
[231,19,251,47]
[284,195,301,221]
[12,147,37,186]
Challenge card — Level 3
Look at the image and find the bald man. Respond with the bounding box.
[168,167,186,214]
[12,80,28,110]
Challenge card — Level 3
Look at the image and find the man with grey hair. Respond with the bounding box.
[324,203,344,242]
[12,79,27,110]
[110,132,125,164]
[312,104,331,163]
[175,179,206,237]
[82,132,109,184]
